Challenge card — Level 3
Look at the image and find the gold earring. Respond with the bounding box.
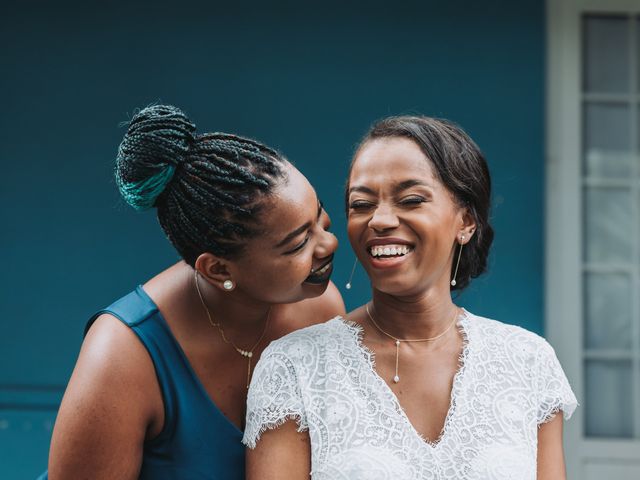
[345,258,358,290]
[450,235,465,287]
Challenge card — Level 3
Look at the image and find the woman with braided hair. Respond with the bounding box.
[43,105,344,479]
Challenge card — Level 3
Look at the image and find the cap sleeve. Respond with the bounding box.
[242,341,308,449]
[536,339,578,424]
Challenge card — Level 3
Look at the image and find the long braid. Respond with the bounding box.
[115,105,287,264]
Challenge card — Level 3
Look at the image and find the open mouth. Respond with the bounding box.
[368,244,414,259]
[304,255,334,284]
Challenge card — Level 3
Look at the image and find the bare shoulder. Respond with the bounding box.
[282,281,346,329]
[72,313,161,394]
[48,313,163,478]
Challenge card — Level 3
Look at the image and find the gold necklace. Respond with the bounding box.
[194,270,271,389]
[365,303,459,384]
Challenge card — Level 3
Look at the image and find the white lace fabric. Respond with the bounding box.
[243,311,578,479]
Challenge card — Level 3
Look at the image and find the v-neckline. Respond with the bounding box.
[338,309,471,449]
[137,285,245,437]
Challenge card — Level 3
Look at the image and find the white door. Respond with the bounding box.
[547,0,640,477]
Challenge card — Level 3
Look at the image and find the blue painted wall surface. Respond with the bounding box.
[0,0,544,477]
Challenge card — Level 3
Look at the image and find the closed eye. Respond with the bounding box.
[349,200,375,210]
[285,235,310,254]
[399,196,426,206]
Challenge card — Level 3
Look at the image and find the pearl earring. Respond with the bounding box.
[450,235,465,287]
[223,279,234,291]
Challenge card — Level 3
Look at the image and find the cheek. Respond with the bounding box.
[346,216,366,244]
[273,256,312,282]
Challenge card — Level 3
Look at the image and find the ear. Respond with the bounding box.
[457,207,477,245]
[194,252,234,292]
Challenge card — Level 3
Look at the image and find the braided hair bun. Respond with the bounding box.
[113,103,288,264]
[115,105,196,210]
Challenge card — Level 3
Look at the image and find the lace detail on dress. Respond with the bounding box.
[243,343,309,449]
[243,312,578,480]
[535,340,579,424]
[342,312,471,447]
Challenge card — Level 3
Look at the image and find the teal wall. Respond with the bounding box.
[0,1,544,477]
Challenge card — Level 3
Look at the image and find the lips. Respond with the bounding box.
[365,237,414,269]
[366,238,414,256]
[369,244,412,257]
[366,237,413,248]
[304,255,334,284]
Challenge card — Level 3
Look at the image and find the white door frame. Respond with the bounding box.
[546,0,640,476]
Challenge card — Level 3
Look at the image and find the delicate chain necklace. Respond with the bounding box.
[365,303,459,384]
[194,270,271,389]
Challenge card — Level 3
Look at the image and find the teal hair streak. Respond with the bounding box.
[116,163,176,211]
[115,104,195,211]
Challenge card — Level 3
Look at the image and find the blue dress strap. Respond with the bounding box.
[84,286,157,333]
[38,286,245,479]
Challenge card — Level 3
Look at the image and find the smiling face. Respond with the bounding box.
[347,137,474,297]
[227,163,338,304]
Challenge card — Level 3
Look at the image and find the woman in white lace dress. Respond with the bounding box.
[243,116,578,480]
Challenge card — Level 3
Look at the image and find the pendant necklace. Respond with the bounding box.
[365,303,459,384]
[194,270,271,389]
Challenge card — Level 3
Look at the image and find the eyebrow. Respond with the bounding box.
[392,179,433,194]
[274,201,323,248]
[348,179,433,196]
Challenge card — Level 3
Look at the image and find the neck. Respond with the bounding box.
[370,287,458,340]
[193,271,271,344]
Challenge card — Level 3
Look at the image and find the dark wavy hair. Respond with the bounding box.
[115,104,288,265]
[347,115,494,291]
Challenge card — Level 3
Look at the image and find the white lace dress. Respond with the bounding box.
[243,310,578,479]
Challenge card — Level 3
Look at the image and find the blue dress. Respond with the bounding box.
[38,286,245,479]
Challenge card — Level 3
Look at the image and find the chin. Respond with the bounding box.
[301,279,331,298]
[273,280,330,305]
[369,273,424,297]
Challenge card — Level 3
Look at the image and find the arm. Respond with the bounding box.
[246,420,311,480]
[244,335,312,479]
[47,315,163,479]
[537,413,566,480]
[534,339,578,480]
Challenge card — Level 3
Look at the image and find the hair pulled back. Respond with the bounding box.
[115,104,288,265]
[349,116,494,291]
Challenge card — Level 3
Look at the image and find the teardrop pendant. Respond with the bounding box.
[394,339,401,384]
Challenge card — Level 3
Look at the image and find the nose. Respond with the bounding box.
[315,229,338,258]
[368,204,399,231]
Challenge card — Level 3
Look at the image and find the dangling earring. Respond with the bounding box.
[223,279,235,291]
[450,235,465,287]
[345,258,358,290]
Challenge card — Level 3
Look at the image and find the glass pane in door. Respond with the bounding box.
[584,273,632,350]
[585,360,633,437]
[584,103,631,178]
[584,16,629,93]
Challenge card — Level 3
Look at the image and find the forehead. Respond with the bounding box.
[256,165,317,242]
[350,137,438,186]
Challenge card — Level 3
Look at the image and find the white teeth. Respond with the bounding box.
[311,261,331,276]
[369,244,411,257]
